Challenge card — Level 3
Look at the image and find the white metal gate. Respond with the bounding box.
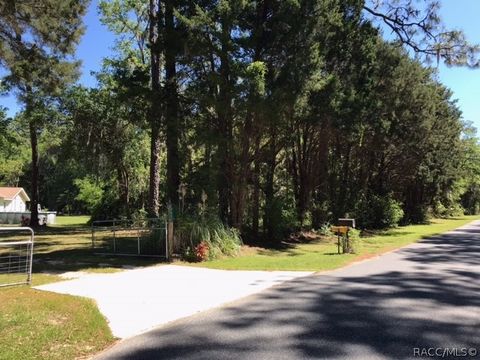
[0,227,34,287]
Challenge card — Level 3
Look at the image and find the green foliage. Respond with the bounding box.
[245,61,267,96]
[264,197,299,240]
[0,0,88,98]
[131,208,149,227]
[0,112,30,186]
[431,201,464,218]
[74,177,104,214]
[355,194,405,229]
[178,216,242,261]
[2,0,479,241]
[318,222,334,237]
[347,228,361,254]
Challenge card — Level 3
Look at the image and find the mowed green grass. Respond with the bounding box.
[0,275,114,360]
[0,214,477,359]
[195,216,480,271]
[0,216,148,360]
[51,215,91,227]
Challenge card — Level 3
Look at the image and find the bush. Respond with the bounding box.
[318,222,333,237]
[131,207,149,227]
[195,241,210,262]
[347,228,361,254]
[177,216,242,261]
[355,194,404,229]
[74,177,104,214]
[432,201,464,218]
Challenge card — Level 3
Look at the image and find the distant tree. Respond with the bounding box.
[0,110,30,187]
[100,0,182,218]
[0,0,89,226]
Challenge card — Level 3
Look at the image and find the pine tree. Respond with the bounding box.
[0,0,88,226]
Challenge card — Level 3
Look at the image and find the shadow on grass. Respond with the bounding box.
[257,247,300,257]
[36,225,91,236]
[23,226,167,274]
[361,230,415,239]
[33,247,164,273]
[97,223,480,360]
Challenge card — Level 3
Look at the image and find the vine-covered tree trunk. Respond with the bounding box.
[147,0,162,218]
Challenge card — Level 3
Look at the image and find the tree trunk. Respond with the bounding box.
[29,119,39,227]
[148,124,161,217]
[251,135,261,239]
[232,111,254,229]
[164,0,180,214]
[117,165,130,217]
[231,0,270,229]
[217,17,233,224]
[264,128,277,240]
[147,0,162,218]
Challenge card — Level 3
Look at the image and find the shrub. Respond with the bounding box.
[355,194,404,229]
[182,246,196,262]
[195,241,210,262]
[131,207,149,227]
[318,222,333,237]
[432,200,464,218]
[74,177,104,214]
[264,197,299,240]
[178,216,242,261]
[347,228,361,254]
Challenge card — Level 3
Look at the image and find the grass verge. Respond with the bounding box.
[0,276,114,360]
[0,216,154,360]
[192,216,480,271]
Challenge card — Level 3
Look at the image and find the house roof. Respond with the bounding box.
[0,187,30,202]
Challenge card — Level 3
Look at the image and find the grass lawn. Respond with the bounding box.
[0,214,477,359]
[0,275,114,360]
[52,215,91,227]
[193,215,480,271]
[0,218,162,360]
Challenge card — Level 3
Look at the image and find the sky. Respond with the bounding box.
[1,0,479,129]
[436,1,480,129]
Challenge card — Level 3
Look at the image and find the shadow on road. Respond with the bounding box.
[97,226,480,360]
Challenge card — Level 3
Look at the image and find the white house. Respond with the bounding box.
[0,187,57,225]
[0,187,30,212]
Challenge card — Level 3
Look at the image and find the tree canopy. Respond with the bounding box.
[1,0,479,240]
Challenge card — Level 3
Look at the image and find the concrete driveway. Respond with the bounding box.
[35,265,312,338]
[94,221,480,359]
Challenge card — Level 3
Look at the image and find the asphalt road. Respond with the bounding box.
[96,221,480,360]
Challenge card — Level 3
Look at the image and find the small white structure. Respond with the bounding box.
[0,187,30,212]
[0,187,56,225]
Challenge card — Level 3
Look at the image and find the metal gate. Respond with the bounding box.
[0,227,34,287]
[91,219,168,259]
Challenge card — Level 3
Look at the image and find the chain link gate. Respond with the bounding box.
[91,219,169,259]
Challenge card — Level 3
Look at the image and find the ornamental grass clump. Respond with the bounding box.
[178,216,242,261]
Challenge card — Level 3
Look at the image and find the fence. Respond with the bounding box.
[91,219,169,259]
[0,227,34,287]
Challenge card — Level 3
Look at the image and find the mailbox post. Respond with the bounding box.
[331,218,355,254]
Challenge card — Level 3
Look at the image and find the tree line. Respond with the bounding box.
[1,0,480,240]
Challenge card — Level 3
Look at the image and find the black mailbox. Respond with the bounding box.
[338,218,355,228]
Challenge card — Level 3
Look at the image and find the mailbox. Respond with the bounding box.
[338,218,355,228]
